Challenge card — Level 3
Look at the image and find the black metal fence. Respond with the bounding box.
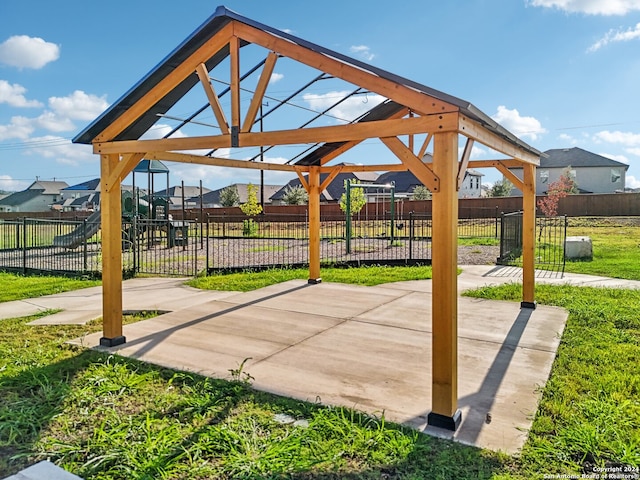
[203,211,500,272]
[497,212,567,274]
[0,210,501,277]
[0,218,103,276]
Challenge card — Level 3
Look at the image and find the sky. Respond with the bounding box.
[1,0,640,193]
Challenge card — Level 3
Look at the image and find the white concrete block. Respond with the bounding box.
[2,461,83,480]
[565,236,592,260]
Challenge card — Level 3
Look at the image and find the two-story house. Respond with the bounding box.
[510,147,628,195]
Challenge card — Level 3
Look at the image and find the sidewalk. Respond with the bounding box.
[1,265,636,326]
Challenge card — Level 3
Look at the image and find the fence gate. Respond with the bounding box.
[125,218,200,277]
[498,212,567,275]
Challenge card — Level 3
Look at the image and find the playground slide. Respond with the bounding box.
[53,210,102,249]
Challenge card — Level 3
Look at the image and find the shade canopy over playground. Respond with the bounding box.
[74,5,540,431]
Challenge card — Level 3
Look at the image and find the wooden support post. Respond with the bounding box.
[521,163,537,309]
[100,154,125,346]
[427,131,461,431]
[308,166,321,284]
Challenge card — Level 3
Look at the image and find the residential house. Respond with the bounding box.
[153,185,212,210]
[0,180,68,213]
[53,178,101,212]
[270,168,379,205]
[376,168,484,199]
[510,147,629,195]
[195,183,284,208]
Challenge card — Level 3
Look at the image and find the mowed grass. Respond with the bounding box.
[563,225,640,280]
[0,272,100,303]
[187,264,433,292]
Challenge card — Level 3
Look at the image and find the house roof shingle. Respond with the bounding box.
[542,147,629,169]
[28,181,69,194]
[0,189,46,207]
[271,170,379,202]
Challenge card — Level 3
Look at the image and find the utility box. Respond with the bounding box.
[565,236,592,260]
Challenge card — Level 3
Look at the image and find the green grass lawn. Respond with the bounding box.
[563,226,640,280]
[187,264,433,292]
[0,273,100,303]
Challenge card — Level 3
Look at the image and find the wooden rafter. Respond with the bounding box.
[242,52,278,133]
[458,115,539,165]
[319,163,406,173]
[104,153,145,193]
[195,63,230,134]
[466,159,522,169]
[94,113,458,155]
[95,22,234,142]
[456,138,474,191]
[296,170,310,192]
[417,132,433,160]
[380,136,439,192]
[495,162,525,190]
[233,21,458,117]
[229,35,241,136]
[319,165,344,192]
[144,151,298,172]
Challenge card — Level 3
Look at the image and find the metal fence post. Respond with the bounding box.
[409,211,414,261]
[83,218,88,273]
[21,217,27,274]
[133,216,138,274]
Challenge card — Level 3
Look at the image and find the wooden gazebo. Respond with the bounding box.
[74,6,540,431]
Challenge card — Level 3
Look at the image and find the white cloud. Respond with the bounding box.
[558,133,578,145]
[24,135,94,167]
[626,147,640,156]
[470,144,488,158]
[588,22,640,51]
[48,90,109,121]
[269,72,284,84]
[626,175,640,188]
[0,80,42,108]
[0,35,60,69]
[0,116,35,141]
[0,175,28,192]
[599,152,629,164]
[350,45,375,61]
[491,105,546,141]
[529,0,640,15]
[593,130,640,146]
[141,123,187,140]
[32,111,76,132]
[303,90,385,123]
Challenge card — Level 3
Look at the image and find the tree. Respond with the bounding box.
[412,185,431,200]
[339,179,366,215]
[537,167,577,217]
[239,183,263,216]
[489,178,513,197]
[239,183,262,236]
[219,185,240,207]
[281,185,308,205]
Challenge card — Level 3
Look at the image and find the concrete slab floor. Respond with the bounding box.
[73,279,569,454]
